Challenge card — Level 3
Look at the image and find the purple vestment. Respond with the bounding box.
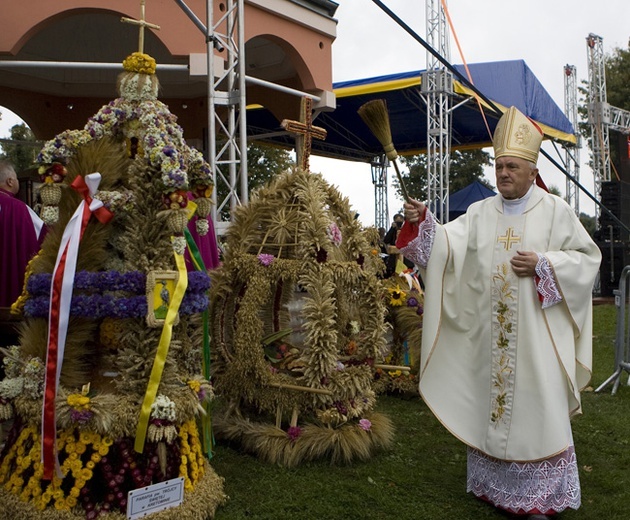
[185,215,220,272]
[0,188,43,307]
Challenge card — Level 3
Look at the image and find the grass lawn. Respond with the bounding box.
[210,304,629,519]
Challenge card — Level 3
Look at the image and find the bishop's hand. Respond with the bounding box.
[510,250,538,277]
[403,198,426,224]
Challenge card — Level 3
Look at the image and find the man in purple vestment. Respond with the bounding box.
[0,160,44,308]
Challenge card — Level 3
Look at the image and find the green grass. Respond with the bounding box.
[211,304,629,519]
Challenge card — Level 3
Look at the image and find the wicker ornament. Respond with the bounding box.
[166,208,189,234]
[40,183,62,206]
[195,197,212,217]
[39,183,63,224]
[0,401,13,421]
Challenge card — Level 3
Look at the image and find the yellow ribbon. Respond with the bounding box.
[134,244,188,453]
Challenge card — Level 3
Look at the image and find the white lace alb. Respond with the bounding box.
[467,446,581,515]
[398,210,436,268]
[535,254,562,309]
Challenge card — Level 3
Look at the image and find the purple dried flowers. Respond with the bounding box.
[23,270,210,319]
[287,426,302,441]
[358,418,372,431]
[257,253,275,266]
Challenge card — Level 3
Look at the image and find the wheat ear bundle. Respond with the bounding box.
[357,99,410,201]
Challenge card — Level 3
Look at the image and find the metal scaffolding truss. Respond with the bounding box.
[586,33,630,224]
[421,0,453,222]
[175,0,248,233]
[563,64,581,215]
[586,33,612,224]
[607,105,630,132]
[207,0,248,227]
[370,154,389,231]
[177,1,331,231]
[213,1,248,229]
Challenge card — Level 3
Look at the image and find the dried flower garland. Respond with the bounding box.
[22,270,210,319]
[94,189,135,213]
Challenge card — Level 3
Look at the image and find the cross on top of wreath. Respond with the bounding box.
[121,0,161,54]
[281,96,327,172]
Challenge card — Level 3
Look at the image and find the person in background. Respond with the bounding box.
[382,213,412,277]
[0,160,44,308]
[396,107,601,519]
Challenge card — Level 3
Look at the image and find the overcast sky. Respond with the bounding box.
[314,0,630,224]
[2,1,628,223]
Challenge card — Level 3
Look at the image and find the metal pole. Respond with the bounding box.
[0,60,187,71]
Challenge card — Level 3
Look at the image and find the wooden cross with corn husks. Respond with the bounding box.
[121,0,161,54]
[281,96,327,172]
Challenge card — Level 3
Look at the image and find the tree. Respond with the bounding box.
[547,184,562,197]
[246,142,293,192]
[215,142,293,220]
[397,148,493,202]
[0,123,39,173]
[605,43,630,112]
[579,213,596,238]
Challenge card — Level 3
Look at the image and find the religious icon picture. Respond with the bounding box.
[146,270,180,327]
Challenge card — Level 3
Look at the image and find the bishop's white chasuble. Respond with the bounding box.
[405,186,601,463]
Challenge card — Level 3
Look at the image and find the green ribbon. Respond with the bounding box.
[184,228,215,459]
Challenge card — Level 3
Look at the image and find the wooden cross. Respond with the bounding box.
[281,97,327,171]
[497,228,521,250]
[121,0,161,54]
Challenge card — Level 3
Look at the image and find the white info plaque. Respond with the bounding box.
[127,477,184,519]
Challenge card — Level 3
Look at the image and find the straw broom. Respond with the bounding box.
[357,99,410,201]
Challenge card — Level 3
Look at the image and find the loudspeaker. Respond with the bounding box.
[597,180,630,241]
[614,132,630,183]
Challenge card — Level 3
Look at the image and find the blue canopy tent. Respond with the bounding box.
[445,181,496,221]
[246,59,576,162]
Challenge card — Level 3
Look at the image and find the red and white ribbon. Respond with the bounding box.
[41,172,112,479]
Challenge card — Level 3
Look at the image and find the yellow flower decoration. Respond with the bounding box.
[187,380,201,394]
[0,425,116,508]
[123,52,157,75]
[387,285,406,306]
[67,394,91,410]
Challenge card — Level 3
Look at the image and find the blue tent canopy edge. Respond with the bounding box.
[247,59,575,163]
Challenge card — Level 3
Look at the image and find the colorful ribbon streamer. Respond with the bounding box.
[184,228,214,459]
[42,173,110,480]
[134,244,188,454]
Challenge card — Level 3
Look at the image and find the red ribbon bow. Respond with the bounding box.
[70,175,114,225]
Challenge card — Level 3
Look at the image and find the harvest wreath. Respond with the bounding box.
[210,168,394,466]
